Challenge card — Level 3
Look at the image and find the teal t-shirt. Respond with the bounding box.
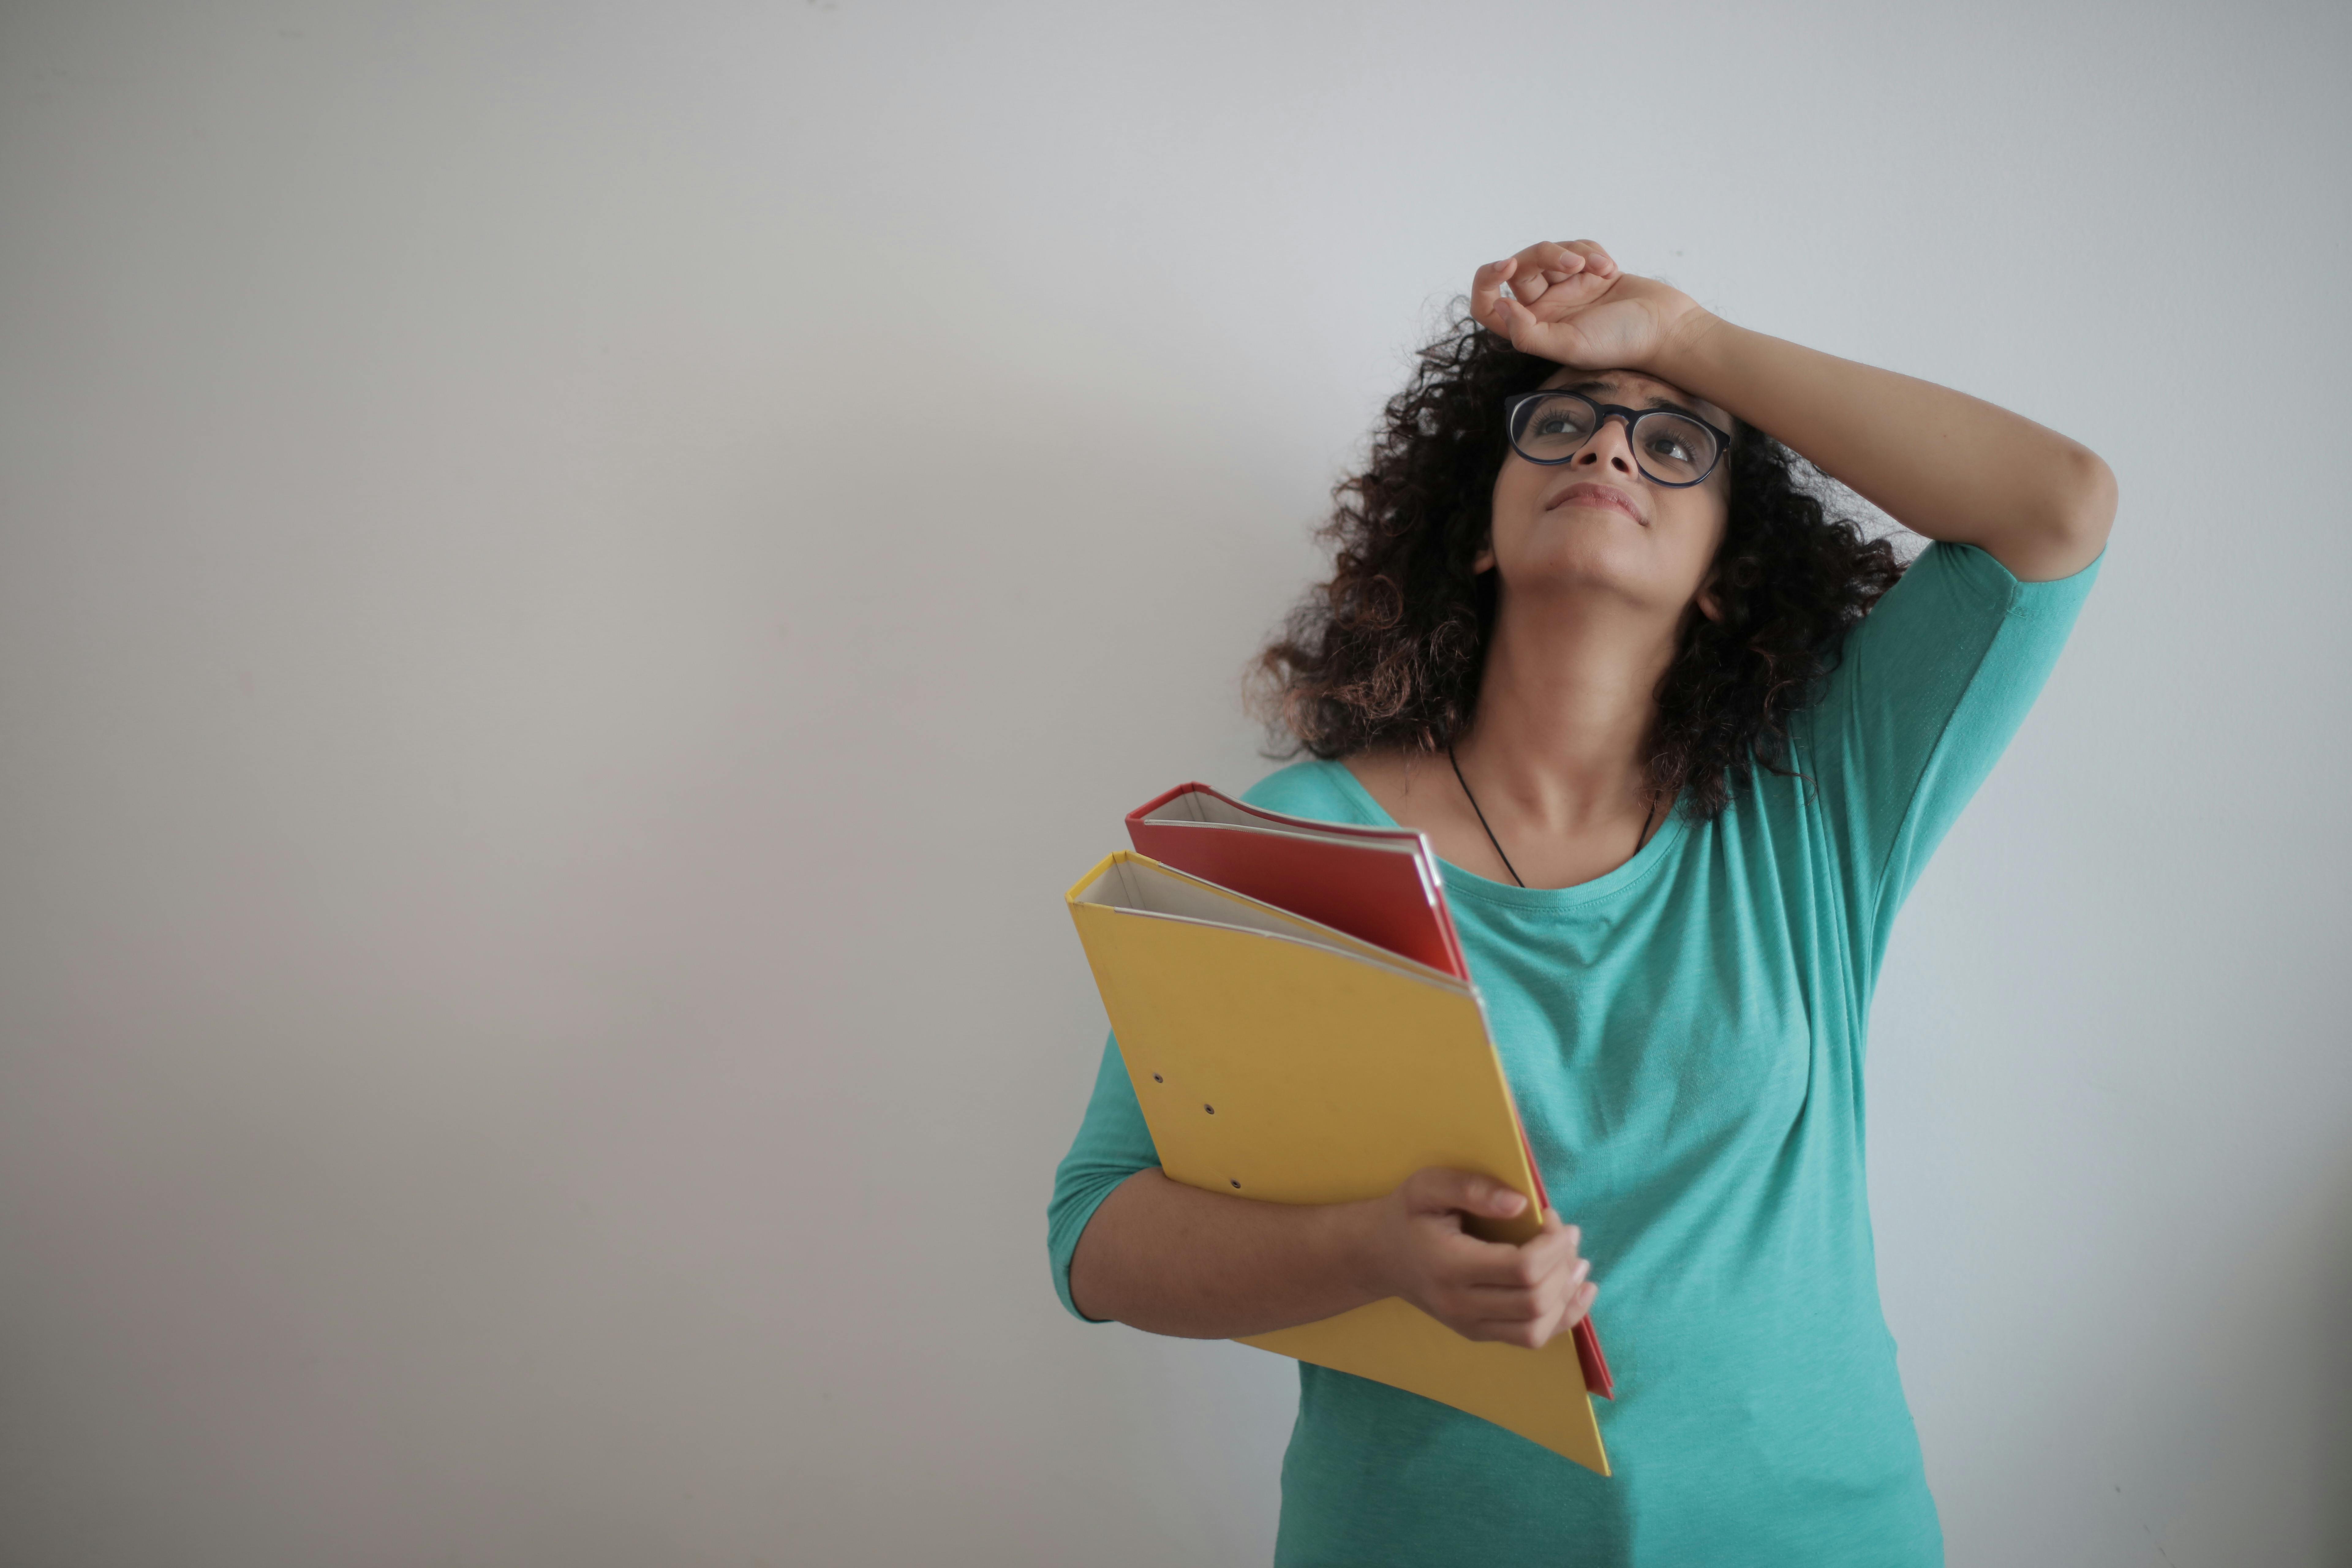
[1047,542,2099,1566]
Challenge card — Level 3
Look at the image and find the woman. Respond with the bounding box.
[1047,239,2113,1566]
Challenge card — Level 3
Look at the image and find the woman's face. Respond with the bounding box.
[1481,367,1733,623]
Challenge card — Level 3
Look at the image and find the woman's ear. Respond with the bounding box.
[1695,568,1725,624]
[1473,543,1496,573]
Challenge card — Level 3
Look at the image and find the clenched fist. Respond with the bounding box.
[1363,1167,1597,1350]
[1472,238,1714,376]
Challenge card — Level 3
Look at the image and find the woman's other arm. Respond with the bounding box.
[1476,240,2117,582]
[1654,314,2115,581]
[1069,1167,1596,1349]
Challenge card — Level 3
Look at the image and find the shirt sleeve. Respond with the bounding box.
[1045,1031,1158,1322]
[1796,540,2102,979]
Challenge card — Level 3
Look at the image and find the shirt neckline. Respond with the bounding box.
[1312,758,1687,914]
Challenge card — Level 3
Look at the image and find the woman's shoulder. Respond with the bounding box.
[1238,757,1384,826]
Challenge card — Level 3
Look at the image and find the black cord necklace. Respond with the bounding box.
[1447,742,1657,890]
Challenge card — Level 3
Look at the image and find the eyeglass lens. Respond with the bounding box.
[1511,394,1720,485]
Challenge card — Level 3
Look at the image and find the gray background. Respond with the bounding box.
[2,3,2347,1564]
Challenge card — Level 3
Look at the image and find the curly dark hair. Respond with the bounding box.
[1253,305,1907,820]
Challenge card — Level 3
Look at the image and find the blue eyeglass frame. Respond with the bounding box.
[1502,390,1734,488]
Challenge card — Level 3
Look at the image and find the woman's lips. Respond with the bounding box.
[1546,481,1646,524]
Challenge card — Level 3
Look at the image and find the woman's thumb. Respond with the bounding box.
[1406,1167,1526,1219]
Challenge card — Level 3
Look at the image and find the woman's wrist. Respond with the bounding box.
[1331,1191,1402,1306]
[1643,305,1733,394]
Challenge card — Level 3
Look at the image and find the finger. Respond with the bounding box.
[1516,1213,1583,1269]
[1448,1226,1579,1290]
[1514,239,1585,273]
[1489,292,1529,342]
[1553,1278,1600,1334]
[1469,259,1517,334]
[1507,254,1557,306]
[1464,1308,1564,1350]
[1528,241,1589,288]
[1421,1226,1537,1288]
[1502,1268,1598,1349]
[1556,239,1618,278]
[1518,249,1616,322]
[1509,242,1584,306]
[1465,1254,1589,1326]
[1403,1167,1529,1221]
[1548,1255,1593,1306]
[1467,1320,1549,1349]
[1459,1286,1544,1325]
[1489,1219,1581,1287]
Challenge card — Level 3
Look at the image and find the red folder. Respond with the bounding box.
[1125,781,1613,1401]
[1126,783,1470,978]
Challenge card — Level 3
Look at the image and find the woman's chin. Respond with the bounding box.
[1499,553,1696,616]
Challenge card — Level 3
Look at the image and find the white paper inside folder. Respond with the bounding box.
[1141,788,1448,910]
[1072,853,1464,990]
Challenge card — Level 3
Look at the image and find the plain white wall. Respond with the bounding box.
[2,3,2347,1564]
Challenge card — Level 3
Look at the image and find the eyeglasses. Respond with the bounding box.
[1503,390,1732,488]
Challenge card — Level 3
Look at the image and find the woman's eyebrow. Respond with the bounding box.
[1561,378,1710,420]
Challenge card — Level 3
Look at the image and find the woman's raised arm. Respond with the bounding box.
[1475,239,2117,582]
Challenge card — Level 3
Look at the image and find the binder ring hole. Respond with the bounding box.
[1152,1074,1163,1083]
[1230,1179,1241,1189]
[1204,1104,1215,1114]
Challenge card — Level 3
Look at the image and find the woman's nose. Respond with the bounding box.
[1573,417,1640,477]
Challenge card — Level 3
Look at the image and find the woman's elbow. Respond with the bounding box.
[2008,443,2116,581]
[2056,443,2119,546]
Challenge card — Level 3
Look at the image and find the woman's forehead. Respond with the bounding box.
[1538,366,1728,428]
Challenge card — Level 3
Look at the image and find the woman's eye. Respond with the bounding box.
[1647,434,1694,462]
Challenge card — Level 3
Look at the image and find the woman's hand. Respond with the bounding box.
[1364,1167,1596,1349]
[1472,239,1712,373]
[1066,1164,1594,1345]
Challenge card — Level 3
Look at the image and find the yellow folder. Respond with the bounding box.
[1067,851,1609,1476]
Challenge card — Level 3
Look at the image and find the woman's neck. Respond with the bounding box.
[1453,587,1680,835]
